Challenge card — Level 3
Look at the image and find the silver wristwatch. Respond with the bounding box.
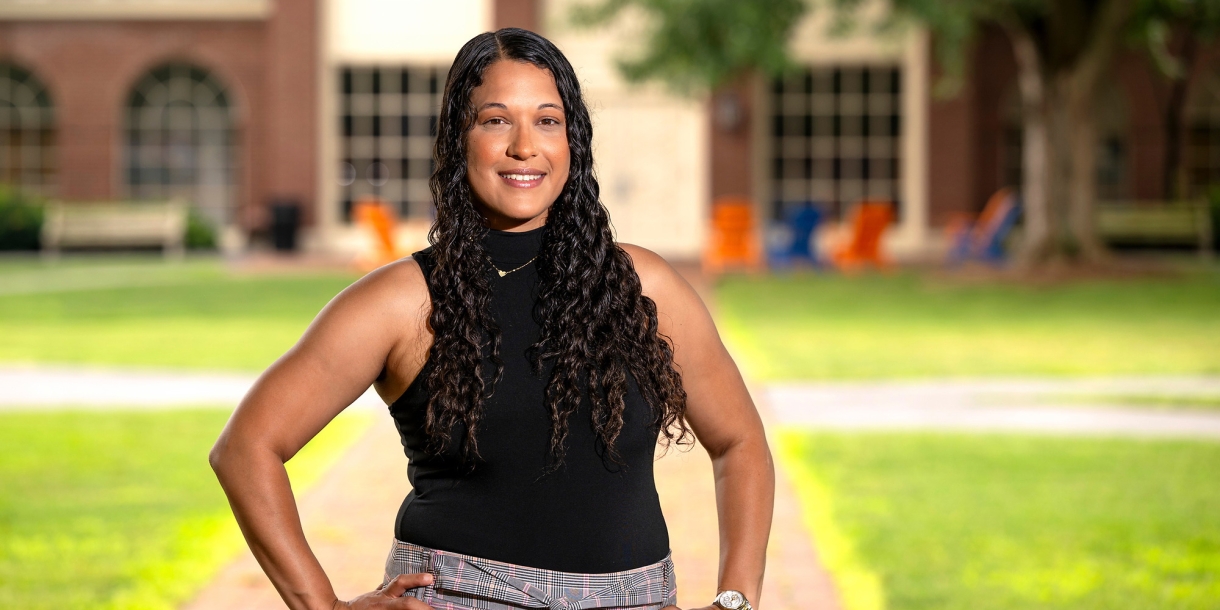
[713,590,753,610]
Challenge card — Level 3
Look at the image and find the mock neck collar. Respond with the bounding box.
[484,224,545,270]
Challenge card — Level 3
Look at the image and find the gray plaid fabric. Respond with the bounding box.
[382,539,677,610]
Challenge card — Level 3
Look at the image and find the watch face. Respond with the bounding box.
[718,591,744,609]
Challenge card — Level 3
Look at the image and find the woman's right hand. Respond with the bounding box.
[336,573,436,610]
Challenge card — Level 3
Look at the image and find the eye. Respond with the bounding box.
[539,117,563,126]
[484,117,508,125]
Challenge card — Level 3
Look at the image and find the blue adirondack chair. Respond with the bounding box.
[947,189,1022,265]
[768,201,824,268]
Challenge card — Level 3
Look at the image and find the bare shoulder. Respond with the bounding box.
[616,243,722,360]
[617,243,696,307]
[329,256,430,323]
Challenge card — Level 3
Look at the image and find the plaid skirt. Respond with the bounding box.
[382,539,677,610]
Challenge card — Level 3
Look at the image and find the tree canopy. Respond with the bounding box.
[570,0,807,92]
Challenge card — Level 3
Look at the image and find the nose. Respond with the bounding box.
[506,124,537,160]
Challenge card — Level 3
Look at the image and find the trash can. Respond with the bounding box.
[269,199,301,252]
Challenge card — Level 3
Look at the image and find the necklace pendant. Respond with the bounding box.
[497,270,508,277]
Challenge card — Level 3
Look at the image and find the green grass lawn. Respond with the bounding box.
[0,257,374,608]
[0,407,371,610]
[716,271,1220,380]
[0,257,359,370]
[778,431,1220,610]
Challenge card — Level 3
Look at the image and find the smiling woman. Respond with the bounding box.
[464,60,570,231]
[209,28,774,610]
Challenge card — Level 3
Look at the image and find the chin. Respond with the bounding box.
[496,200,553,221]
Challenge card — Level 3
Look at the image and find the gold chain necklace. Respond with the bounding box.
[491,255,537,277]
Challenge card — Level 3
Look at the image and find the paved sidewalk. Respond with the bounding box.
[769,377,1220,438]
[0,364,383,409]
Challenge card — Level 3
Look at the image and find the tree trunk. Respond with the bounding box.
[1162,32,1197,199]
[1046,83,1074,259]
[1006,21,1056,265]
[1066,84,1107,260]
[1058,0,1135,263]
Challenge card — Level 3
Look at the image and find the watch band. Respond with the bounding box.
[713,589,753,610]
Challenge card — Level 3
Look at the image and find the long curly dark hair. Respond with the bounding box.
[423,28,691,466]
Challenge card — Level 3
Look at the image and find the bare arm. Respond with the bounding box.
[208,259,434,610]
[624,245,776,608]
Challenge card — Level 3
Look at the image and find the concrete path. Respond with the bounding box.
[769,376,1220,438]
[11,365,1216,439]
[0,364,383,409]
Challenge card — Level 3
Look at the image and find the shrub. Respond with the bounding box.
[0,185,45,251]
[185,208,218,250]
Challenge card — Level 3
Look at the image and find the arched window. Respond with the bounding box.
[125,64,237,227]
[1186,69,1220,196]
[0,63,56,195]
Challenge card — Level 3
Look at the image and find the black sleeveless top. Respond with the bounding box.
[388,225,670,573]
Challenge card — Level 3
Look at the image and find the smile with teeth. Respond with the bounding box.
[498,171,546,187]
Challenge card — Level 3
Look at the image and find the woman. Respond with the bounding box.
[210,28,774,610]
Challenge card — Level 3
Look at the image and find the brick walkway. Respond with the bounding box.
[181,399,839,610]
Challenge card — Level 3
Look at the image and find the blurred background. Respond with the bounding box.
[1,1,1218,609]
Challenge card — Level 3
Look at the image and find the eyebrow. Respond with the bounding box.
[478,102,565,112]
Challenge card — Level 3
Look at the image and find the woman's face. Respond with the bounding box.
[465,60,570,232]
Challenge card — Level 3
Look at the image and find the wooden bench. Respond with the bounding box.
[1096,200,1213,258]
[41,200,189,258]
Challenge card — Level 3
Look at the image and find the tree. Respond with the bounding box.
[570,0,807,94]
[992,0,1136,263]
[1133,0,1220,199]
[574,0,1157,265]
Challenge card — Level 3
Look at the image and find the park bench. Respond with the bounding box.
[41,200,189,258]
[1096,200,1213,258]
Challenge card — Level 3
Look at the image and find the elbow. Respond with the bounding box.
[208,440,227,476]
[709,428,773,469]
[763,439,776,480]
[209,432,283,482]
[209,431,243,480]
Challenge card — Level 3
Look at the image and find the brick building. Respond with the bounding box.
[2,1,1218,258]
[0,0,317,252]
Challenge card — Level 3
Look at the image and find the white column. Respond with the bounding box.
[897,27,931,258]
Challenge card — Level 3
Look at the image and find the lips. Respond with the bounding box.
[498,169,546,188]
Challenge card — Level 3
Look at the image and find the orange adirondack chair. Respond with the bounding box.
[831,200,895,270]
[703,196,764,274]
[353,196,403,271]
